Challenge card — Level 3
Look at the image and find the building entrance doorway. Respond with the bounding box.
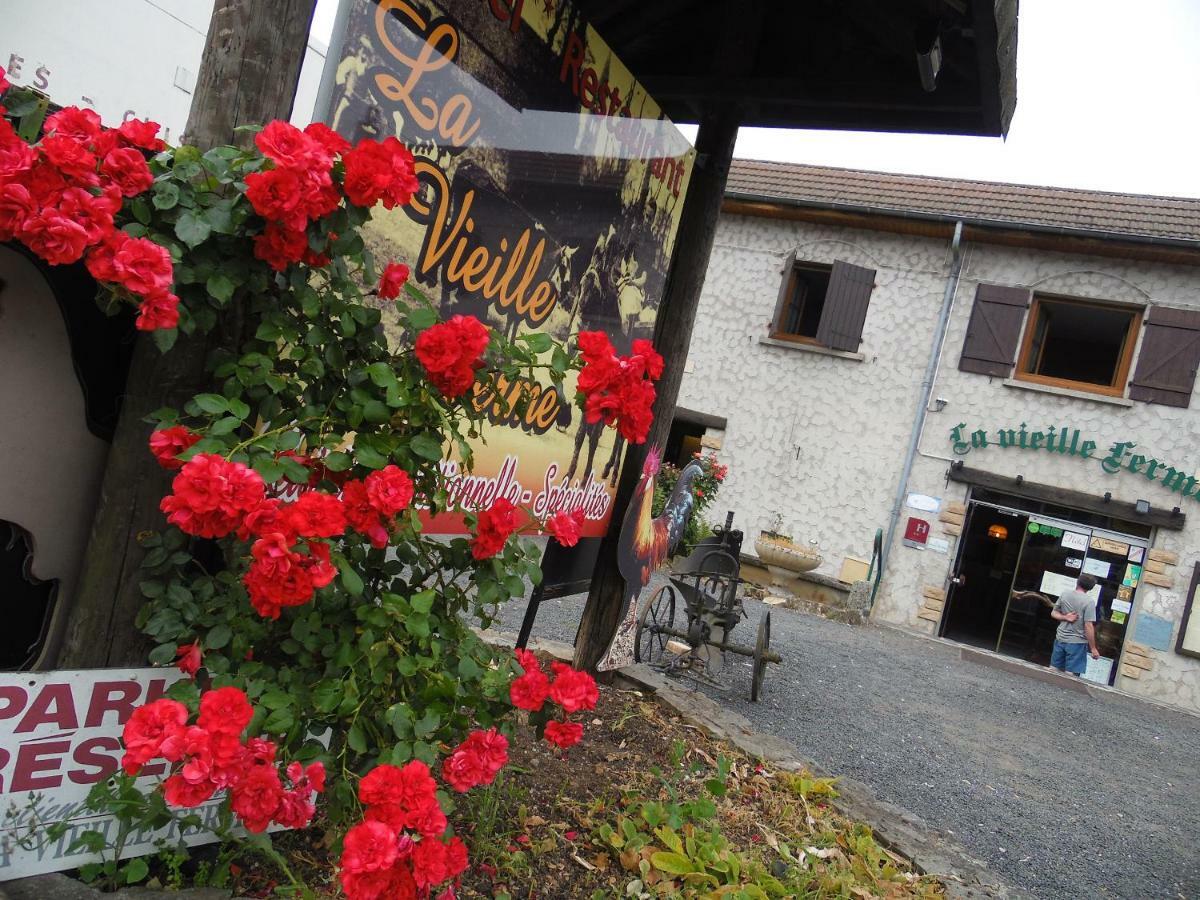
[941,492,1150,686]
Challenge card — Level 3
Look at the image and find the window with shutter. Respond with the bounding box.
[815,260,876,352]
[770,256,875,352]
[1014,294,1141,396]
[958,283,1031,377]
[1129,306,1200,408]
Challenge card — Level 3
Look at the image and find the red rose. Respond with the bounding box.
[546,508,585,547]
[414,314,490,398]
[340,865,418,900]
[20,209,90,265]
[283,490,346,538]
[135,291,180,332]
[410,835,468,890]
[84,230,130,282]
[304,121,351,157]
[163,772,217,808]
[441,728,507,792]
[255,120,323,170]
[341,137,419,209]
[364,465,414,516]
[299,168,341,220]
[175,641,202,676]
[149,425,200,470]
[0,182,35,241]
[543,719,584,749]
[57,186,114,245]
[118,118,166,151]
[198,686,254,737]
[113,235,173,296]
[342,479,390,548]
[100,147,153,197]
[0,121,35,181]
[44,106,102,143]
[0,65,8,93]
[576,330,661,445]
[230,764,284,833]
[509,669,549,712]
[358,760,437,811]
[244,166,303,223]
[548,661,599,713]
[471,497,520,560]
[377,262,410,299]
[253,221,308,272]
[40,134,97,181]
[120,698,188,774]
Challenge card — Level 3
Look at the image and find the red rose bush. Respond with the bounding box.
[1,79,660,895]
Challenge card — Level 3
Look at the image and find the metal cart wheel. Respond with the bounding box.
[751,611,772,702]
[635,585,676,664]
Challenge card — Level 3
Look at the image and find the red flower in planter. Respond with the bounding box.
[175,641,202,676]
[543,719,584,749]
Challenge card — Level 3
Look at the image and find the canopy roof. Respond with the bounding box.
[576,0,1018,137]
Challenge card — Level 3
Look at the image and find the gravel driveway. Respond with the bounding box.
[494,580,1200,900]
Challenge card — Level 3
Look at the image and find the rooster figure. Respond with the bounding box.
[597,449,705,671]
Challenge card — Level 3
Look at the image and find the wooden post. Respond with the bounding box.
[57,0,317,668]
[572,104,742,672]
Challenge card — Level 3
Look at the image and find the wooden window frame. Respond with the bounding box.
[1013,294,1143,398]
[769,262,831,346]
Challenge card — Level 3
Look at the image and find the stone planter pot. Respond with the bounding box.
[754,535,821,591]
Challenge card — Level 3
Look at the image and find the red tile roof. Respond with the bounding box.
[726,160,1200,244]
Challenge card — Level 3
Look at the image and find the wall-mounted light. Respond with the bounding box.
[932,397,948,412]
[988,524,1008,540]
[1015,474,1024,486]
[1103,492,1112,503]
[1173,506,1183,517]
[1135,499,1150,515]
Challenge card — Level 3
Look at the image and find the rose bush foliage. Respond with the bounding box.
[2,70,649,894]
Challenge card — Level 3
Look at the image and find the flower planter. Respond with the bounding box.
[754,534,821,591]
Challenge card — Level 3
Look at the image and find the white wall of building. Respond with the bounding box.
[681,209,1200,715]
[4,0,329,142]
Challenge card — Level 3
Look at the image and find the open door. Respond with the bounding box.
[941,503,1028,648]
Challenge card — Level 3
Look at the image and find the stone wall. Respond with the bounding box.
[680,212,1200,714]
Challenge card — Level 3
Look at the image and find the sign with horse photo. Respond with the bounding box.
[321,0,695,538]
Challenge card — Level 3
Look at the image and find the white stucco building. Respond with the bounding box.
[677,160,1200,715]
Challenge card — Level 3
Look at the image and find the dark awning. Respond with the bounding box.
[575,0,1018,137]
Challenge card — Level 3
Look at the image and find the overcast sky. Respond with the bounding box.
[313,0,1200,199]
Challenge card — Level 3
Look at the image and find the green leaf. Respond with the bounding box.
[354,444,388,470]
[409,433,443,461]
[209,416,240,436]
[206,624,232,650]
[410,589,435,614]
[322,451,352,472]
[312,680,342,713]
[262,707,294,734]
[649,852,695,876]
[407,306,438,330]
[227,397,251,420]
[519,333,552,353]
[152,328,178,353]
[347,722,367,754]
[206,273,236,302]
[175,211,212,248]
[194,393,229,414]
[362,399,391,425]
[152,182,180,210]
[123,858,149,884]
[339,561,364,597]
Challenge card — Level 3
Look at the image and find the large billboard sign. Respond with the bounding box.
[321,0,694,538]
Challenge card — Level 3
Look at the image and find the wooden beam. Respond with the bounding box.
[573,2,766,673]
[58,0,318,669]
[947,465,1186,530]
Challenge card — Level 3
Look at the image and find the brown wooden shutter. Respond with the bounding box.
[957,283,1031,376]
[769,250,798,334]
[814,260,876,351]
[1128,306,1200,408]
